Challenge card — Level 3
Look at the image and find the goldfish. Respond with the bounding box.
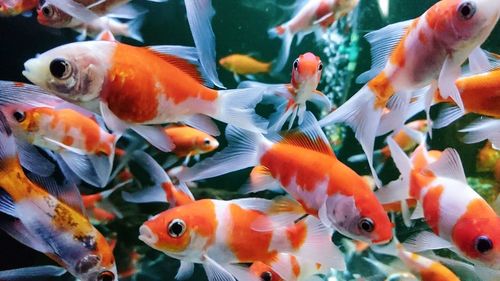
[349,120,428,173]
[22,40,267,151]
[83,182,125,224]
[0,81,116,187]
[0,111,118,281]
[219,54,272,82]
[0,0,37,16]
[250,253,327,281]
[376,137,500,277]
[123,151,345,281]
[178,112,393,244]
[164,125,219,166]
[38,0,224,88]
[476,141,500,181]
[240,52,331,131]
[269,0,359,73]
[319,0,500,187]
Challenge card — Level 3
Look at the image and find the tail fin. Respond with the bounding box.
[125,13,146,42]
[122,151,194,207]
[177,125,265,182]
[460,118,500,149]
[214,87,269,133]
[185,0,224,88]
[318,86,383,187]
[269,26,294,74]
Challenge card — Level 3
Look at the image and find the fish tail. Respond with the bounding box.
[318,85,384,187]
[214,87,269,133]
[177,124,265,182]
[268,25,294,74]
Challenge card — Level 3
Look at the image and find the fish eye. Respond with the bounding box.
[168,219,186,238]
[260,271,272,281]
[203,138,211,145]
[458,1,476,20]
[97,270,115,281]
[293,59,299,70]
[50,58,72,80]
[41,5,54,17]
[318,62,323,71]
[358,218,375,233]
[13,111,25,123]
[475,236,493,254]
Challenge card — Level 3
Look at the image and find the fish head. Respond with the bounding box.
[0,103,40,139]
[219,56,233,70]
[428,0,500,55]
[139,200,217,260]
[323,193,393,245]
[195,134,219,154]
[291,52,322,91]
[73,254,118,281]
[453,215,500,269]
[23,41,113,104]
[37,2,72,27]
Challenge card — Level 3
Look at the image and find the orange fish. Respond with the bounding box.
[178,112,393,244]
[0,111,118,281]
[82,182,125,224]
[164,125,219,165]
[23,41,267,151]
[269,0,359,72]
[250,253,326,281]
[376,137,500,274]
[319,0,500,187]
[219,54,271,82]
[122,151,344,281]
[240,52,331,130]
[0,0,38,16]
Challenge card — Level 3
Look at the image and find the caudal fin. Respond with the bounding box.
[269,26,294,74]
[185,0,224,88]
[319,86,384,187]
[460,118,500,149]
[214,87,269,133]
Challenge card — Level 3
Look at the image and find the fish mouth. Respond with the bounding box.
[138,225,158,246]
[22,58,44,86]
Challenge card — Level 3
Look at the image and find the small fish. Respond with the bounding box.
[178,112,393,244]
[476,141,500,181]
[349,120,428,173]
[219,54,271,82]
[319,0,500,187]
[239,52,331,131]
[0,111,118,281]
[0,81,116,187]
[269,0,359,73]
[23,40,267,152]
[250,253,327,281]
[83,182,125,224]
[123,151,344,281]
[0,0,38,16]
[164,125,219,165]
[376,137,500,275]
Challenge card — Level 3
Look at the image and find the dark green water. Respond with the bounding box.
[0,0,498,280]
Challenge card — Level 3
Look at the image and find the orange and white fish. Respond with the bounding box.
[376,138,500,276]
[349,120,428,173]
[319,0,500,187]
[0,111,118,281]
[178,113,393,244]
[22,41,267,151]
[122,151,344,281]
[82,182,126,224]
[240,52,331,131]
[0,0,37,16]
[373,234,460,281]
[219,54,272,82]
[164,125,219,166]
[0,81,116,187]
[250,253,326,281]
[39,0,224,88]
[269,0,359,73]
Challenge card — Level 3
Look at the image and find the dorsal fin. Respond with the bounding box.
[96,30,116,42]
[276,112,334,156]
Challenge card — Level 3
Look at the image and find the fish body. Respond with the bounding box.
[178,113,393,244]
[0,0,38,16]
[23,41,266,150]
[219,54,271,75]
[269,0,359,72]
[319,0,500,187]
[0,112,117,281]
[250,253,326,281]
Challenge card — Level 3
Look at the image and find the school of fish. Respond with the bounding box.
[0,0,498,280]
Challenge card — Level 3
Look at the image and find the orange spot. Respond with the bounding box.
[419,262,460,281]
[418,29,428,45]
[62,135,74,146]
[286,220,307,251]
[368,72,395,108]
[275,26,286,35]
[290,255,301,277]
[162,182,194,206]
[82,194,103,208]
[422,185,444,235]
